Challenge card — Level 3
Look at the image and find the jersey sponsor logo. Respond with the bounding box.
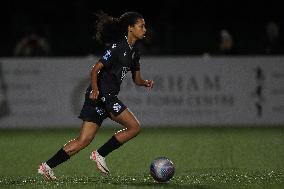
[113,103,121,113]
[103,50,111,60]
[121,67,130,81]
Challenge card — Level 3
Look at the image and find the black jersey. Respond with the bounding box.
[93,37,141,95]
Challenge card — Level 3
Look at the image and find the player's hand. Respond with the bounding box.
[89,90,99,100]
[145,80,154,90]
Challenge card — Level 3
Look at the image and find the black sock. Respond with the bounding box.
[97,135,122,157]
[46,148,70,168]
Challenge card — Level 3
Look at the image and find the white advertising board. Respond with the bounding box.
[0,57,283,128]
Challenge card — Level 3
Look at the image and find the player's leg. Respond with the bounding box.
[91,108,140,174]
[38,121,99,180]
[107,108,141,144]
[63,121,99,156]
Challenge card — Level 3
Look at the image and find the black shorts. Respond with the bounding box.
[78,94,127,126]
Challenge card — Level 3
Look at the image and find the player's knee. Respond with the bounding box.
[78,137,92,148]
[131,123,141,136]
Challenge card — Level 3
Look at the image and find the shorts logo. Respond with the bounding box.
[95,107,105,116]
[113,103,121,113]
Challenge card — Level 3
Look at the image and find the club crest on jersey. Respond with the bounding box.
[103,50,111,60]
[113,103,121,113]
[112,44,116,48]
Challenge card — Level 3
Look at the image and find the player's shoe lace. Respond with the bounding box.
[90,150,110,174]
[38,162,57,180]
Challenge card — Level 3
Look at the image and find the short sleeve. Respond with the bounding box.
[99,44,118,68]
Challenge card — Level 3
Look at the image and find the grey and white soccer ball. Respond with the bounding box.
[150,157,175,182]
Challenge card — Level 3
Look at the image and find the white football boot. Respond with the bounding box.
[38,162,57,180]
[90,150,110,174]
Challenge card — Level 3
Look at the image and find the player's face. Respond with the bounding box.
[130,18,146,40]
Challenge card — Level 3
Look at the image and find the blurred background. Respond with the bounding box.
[0,0,283,57]
[1,0,284,127]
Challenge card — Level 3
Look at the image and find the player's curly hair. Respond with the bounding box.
[95,11,143,46]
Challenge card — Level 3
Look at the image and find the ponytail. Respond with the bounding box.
[94,11,144,46]
[94,11,120,46]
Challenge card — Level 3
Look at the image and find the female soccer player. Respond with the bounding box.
[38,11,154,179]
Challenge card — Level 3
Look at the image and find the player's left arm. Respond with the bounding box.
[132,70,154,90]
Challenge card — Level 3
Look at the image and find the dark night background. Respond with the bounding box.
[1,0,283,57]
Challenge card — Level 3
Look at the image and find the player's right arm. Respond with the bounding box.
[89,62,104,100]
[90,44,117,100]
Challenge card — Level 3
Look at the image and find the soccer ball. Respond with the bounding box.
[150,157,175,182]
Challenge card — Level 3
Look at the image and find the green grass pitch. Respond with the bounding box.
[0,126,283,189]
